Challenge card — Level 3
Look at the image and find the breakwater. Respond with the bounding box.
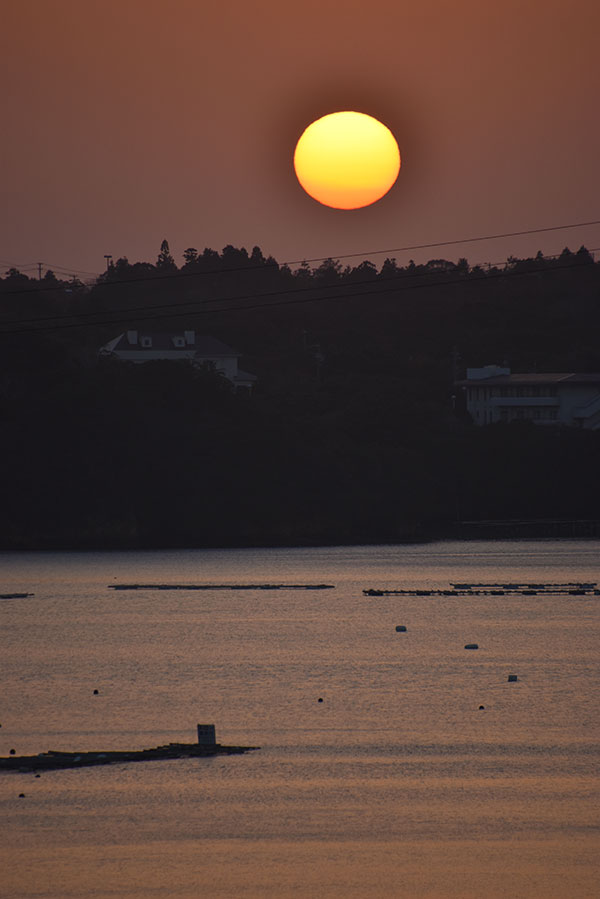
[0,742,258,773]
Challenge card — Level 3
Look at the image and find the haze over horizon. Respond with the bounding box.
[2,0,599,278]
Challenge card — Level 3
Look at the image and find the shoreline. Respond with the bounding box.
[2,523,600,553]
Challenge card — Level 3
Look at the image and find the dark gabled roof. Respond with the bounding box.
[192,336,239,356]
[457,373,600,387]
[109,333,239,355]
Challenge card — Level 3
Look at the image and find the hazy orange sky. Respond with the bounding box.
[2,0,599,278]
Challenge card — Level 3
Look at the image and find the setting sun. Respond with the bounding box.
[293,111,401,210]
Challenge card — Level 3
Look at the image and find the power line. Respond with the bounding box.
[0,252,596,337]
[0,259,101,278]
[287,218,600,266]
[1,246,594,331]
[45,266,100,278]
[1,217,599,299]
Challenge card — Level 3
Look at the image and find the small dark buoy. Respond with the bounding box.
[395,625,407,633]
[9,749,16,755]
[507,674,518,682]
[35,774,40,778]
[464,643,479,650]
[479,705,485,710]
[318,697,323,703]
[19,793,25,798]
[93,689,99,695]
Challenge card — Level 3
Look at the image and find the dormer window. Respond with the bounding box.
[141,336,152,348]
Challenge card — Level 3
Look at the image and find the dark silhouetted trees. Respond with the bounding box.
[1,244,600,547]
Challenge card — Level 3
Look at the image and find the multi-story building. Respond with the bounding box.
[457,365,600,428]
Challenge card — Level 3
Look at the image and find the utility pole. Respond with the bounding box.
[104,254,113,271]
[451,345,460,384]
[37,263,43,280]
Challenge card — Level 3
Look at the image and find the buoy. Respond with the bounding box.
[18,793,25,798]
[9,749,15,755]
[35,774,40,778]
[93,689,99,695]
[318,698,323,703]
[395,625,407,632]
[507,674,518,682]
[464,643,479,650]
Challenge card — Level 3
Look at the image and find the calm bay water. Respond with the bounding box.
[1,541,599,898]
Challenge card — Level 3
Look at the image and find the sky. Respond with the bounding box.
[2,0,600,279]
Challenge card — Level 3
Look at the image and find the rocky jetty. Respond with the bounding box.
[0,739,258,772]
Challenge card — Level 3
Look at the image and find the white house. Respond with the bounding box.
[99,330,257,389]
[457,364,600,429]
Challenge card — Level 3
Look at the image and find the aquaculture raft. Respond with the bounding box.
[363,582,599,597]
[0,742,258,772]
[110,583,334,591]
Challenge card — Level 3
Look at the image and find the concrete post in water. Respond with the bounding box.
[197,724,216,746]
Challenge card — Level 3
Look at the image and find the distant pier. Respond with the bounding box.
[0,726,258,772]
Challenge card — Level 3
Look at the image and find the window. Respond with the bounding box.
[499,384,558,398]
[141,336,152,348]
[498,405,559,422]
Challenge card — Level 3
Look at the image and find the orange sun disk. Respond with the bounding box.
[293,111,401,210]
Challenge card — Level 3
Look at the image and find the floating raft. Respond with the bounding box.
[364,582,599,597]
[0,742,258,773]
[452,582,597,590]
[110,583,335,591]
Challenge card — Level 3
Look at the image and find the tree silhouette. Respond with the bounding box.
[157,239,177,272]
[2,243,600,548]
[182,247,198,266]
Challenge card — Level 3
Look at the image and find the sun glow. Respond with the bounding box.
[293,111,401,210]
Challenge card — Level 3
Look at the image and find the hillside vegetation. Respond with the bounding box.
[1,243,599,547]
